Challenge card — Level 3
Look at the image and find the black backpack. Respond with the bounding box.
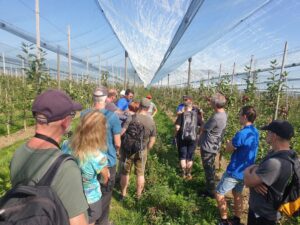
[271,151,300,217]
[121,115,145,156]
[181,111,197,141]
[0,154,74,225]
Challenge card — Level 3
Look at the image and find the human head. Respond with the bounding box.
[107,89,118,102]
[184,101,193,111]
[125,89,134,100]
[128,101,140,113]
[183,95,193,104]
[261,120,294,143]
[139,98,151,111]
[71,111,107,161]
[210,93,226,109]
[239,106,257,125]
[93,86,108,103]
[32,89,82,124]
[32,89,82,136]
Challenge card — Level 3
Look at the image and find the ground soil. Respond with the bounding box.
[0,126,35,149]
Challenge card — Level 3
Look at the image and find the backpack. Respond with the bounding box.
[0,154,74,225]
[181,111,197,141]
[271,151,300,217]
[121,115,145,156]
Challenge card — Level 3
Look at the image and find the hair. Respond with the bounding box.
[107,89,117,98]
[93,95,106,103]
[125,89,134,96]
[70,111,107,162]
[129,101,140,113]
[240,106,257,123]
[211,93,226,108]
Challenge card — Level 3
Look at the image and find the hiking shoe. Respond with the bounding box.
[186,173,192,180]
[119,194,126,202]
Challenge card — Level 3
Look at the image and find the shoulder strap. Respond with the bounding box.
[38,154,75,186]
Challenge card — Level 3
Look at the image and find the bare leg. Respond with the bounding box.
[232,190,243,218]
[215,193,228,219]
[136,175,145,198]
[120,174,130,197]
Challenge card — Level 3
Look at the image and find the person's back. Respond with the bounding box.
[9,89,89,225]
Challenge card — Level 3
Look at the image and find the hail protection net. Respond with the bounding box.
[0,0,141,85]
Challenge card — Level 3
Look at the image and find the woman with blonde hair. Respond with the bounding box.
[62,111,109,225]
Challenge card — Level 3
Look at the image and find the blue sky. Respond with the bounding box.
[0,0,300,87]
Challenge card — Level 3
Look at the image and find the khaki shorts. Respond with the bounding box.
[121,150,147,176]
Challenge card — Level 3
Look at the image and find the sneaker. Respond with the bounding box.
[119,194,126,202]
[217,219,232,225]
[199,190,215,198]
[228,216,241,225]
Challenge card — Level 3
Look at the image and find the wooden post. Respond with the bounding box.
[124,51,128,89]
[275,41,288,120]
[207,70,210,90]
[249,55,254,80]
[218,63,222,84]
[67,25,72,81]
[230,62,236,94]
[134,70,136,88]
[21,59,25,84]
[187,57,192,90]
[57,46,61,89]
[86,48,89,77]
[98,56,101,86]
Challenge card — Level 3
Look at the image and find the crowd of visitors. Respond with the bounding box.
[2,87,298,225]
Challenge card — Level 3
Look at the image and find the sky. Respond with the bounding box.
[0,0,300,88]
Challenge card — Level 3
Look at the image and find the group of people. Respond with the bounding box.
[174,93,297,225]
[8,88,157,225]
[4,88,298,225]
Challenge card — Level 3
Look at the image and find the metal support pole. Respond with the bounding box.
[35,0,40,61]
[275,41,288,120]
[187,57,192,89]
[57,47,61,89]
[230,62,236,94]
[124,51,128,89]
[2,52,6,74]
[67,25,72,81]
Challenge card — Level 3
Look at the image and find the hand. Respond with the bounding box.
[254,183,268,196]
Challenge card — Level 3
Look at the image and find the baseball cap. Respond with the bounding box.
[120,90,126,96]
[146,94,152,99]
[140,98,151,108]
[32,89,82,123]
[261,120,294,140]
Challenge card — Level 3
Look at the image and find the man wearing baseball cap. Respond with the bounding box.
[9,89,89,225]
[244,120,296,225]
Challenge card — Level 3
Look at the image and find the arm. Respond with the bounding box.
[244,164,262,187]
[100,166,110,185]
[70,214,88,225]
[225,140,235,152]
[152,106,158,117]
[114,134,121,157]
[147,136,156,150]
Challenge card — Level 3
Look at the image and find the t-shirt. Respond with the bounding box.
[105,102,118,112]
[81,108,122,167]
[175,111,201,140]
[199,111,227,153]
[61,141,108,204]
[10,144,89,218]
[176,103,185,113]
[226,125,259,180]
[148,102,157,116]
[123,113,157,148]
[116,97,130,111]
[249,150,294,221]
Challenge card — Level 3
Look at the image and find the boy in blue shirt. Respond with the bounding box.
[215,106,259,225]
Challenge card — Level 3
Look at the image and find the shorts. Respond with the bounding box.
[216,172,244,195]
[88,199,102,224]
[121,150,147,176]
[177,138,196,161]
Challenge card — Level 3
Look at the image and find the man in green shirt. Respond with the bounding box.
[10,89,89,225]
